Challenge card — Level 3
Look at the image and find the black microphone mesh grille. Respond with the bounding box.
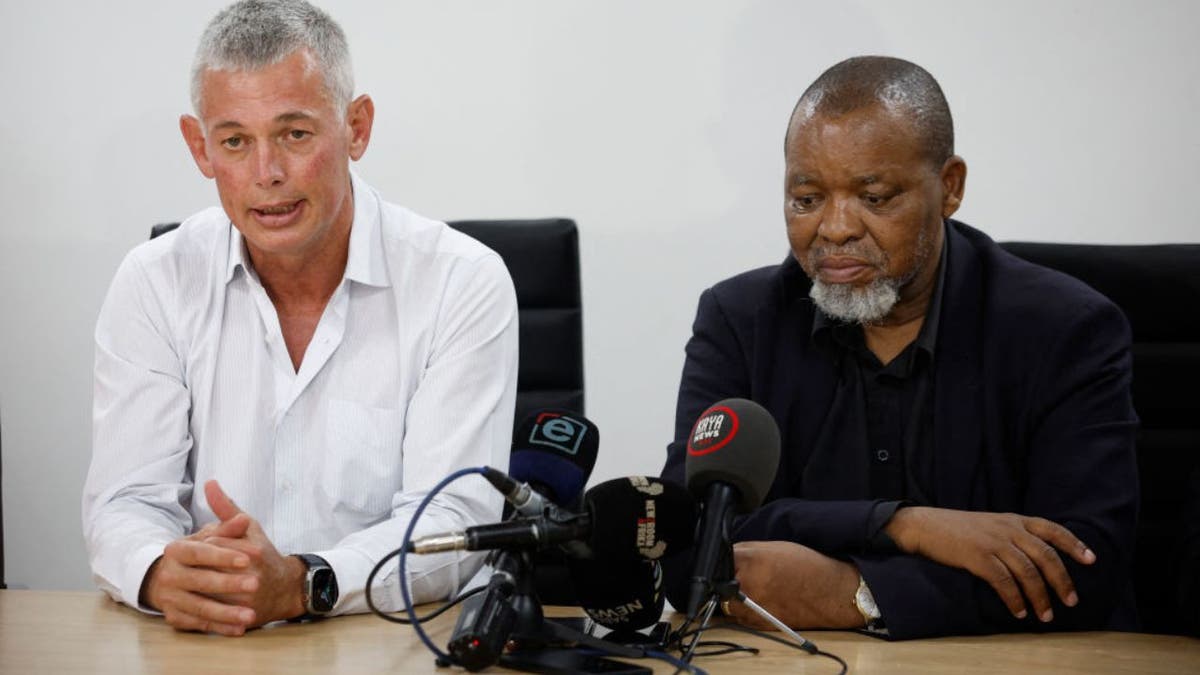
[683,398,781,512]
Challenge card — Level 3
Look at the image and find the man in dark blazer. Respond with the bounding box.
[661,56,1138,640]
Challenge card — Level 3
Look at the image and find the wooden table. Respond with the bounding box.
[2,590,1197,674]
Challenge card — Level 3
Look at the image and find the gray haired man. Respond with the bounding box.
[83,0,518,635]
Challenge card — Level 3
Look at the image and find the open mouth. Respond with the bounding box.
[250,200,304,227]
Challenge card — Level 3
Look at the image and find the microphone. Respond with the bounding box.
[569,556,665,633]
[408,512,591,554]
[482,467,572,522]
[509,410,599,511]
[683,398,781,617]
[408,476,697,562]
[446,410,599,670]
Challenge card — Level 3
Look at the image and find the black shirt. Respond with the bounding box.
[809,236,947,551]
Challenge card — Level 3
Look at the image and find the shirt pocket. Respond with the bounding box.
[322,398,405,515]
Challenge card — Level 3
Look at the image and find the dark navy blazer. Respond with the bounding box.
[662,220,1139,639]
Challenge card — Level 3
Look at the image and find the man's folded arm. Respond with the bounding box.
[316,251,519,615]
[850,298,1138,640]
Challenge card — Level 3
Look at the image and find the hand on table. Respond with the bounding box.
[724,541,863,630]
[884,506,1095,622]
[140,480,306,635]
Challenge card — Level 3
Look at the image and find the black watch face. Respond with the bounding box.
[310,567,339,613]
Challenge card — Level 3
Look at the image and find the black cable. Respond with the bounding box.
[359,465,489,667]
[676,622,849,675]
[365,545,486,625]
[686,640,758,657]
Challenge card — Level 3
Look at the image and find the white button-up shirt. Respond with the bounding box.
[82,172,518,615]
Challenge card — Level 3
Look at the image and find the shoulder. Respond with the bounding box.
[374,198,510,282]
[703,257,806,322]
[950,221,1131,357]
[367,196,516,319]
[111,207,230,298]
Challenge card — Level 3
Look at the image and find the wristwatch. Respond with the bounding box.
[294,554,338,620]
[853,575,886,632]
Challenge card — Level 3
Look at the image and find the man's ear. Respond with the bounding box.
[346,94,375,161]
[180,115,215,179]
[940,155,967,218]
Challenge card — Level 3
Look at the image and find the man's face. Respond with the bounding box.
[180,49,371,261]
[784,104,963,323]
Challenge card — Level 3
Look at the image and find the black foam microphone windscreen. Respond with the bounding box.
[510,410,599,510]
[582,475,697,562]
[569,556,665,632]
[682,398,781,616]
[683,398,780,513]
[407,475,696,561]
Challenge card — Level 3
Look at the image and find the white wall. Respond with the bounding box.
[1,0,1196,591]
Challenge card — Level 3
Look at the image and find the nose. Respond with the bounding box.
[816,196,863,246]
[252,142,285,188]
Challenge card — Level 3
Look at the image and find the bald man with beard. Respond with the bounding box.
[661,56,1139,640]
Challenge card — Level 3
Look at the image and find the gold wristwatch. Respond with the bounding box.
[853,575,885,631]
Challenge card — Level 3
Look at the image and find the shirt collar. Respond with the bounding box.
[223,169,391,288]
[812,221,949,358]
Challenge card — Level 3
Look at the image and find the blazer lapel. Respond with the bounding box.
[755,258,843,500]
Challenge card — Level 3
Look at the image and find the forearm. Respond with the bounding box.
[83,501,185,611]
[733,498,905,554]
[315,490,496,615]
[864,509,1131,639]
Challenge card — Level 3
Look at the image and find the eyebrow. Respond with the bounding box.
[209,110,318,132]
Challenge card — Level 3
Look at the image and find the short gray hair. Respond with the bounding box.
[787,56,954,167]
[190,0,353,117]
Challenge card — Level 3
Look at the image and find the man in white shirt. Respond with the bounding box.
[82,0,518,636]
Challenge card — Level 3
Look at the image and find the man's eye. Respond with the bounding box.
[288,129,311,140]
[221,137,243,149]
[790,195,819,211]
[863,193,889,206]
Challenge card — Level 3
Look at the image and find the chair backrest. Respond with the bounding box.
[150,218,585,428]
[1000,241,1200,635]
[448,219,584,424]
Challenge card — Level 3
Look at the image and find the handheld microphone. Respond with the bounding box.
[509,410,599,512]
[408,476,697,562]
[569,556,665,632]
[683,398,781,617]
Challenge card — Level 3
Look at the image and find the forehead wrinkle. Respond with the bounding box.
[276,110,319,124]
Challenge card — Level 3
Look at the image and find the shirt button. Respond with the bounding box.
[875,449,890,462]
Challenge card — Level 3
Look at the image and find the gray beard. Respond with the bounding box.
[806,222,937,325]
[809,276,901,324]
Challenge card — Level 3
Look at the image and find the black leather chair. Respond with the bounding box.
[150,218,585,426]
[1000,241,1200,635]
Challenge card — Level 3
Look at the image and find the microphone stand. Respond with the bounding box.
[448,547,646,672]
[681,550,818,662]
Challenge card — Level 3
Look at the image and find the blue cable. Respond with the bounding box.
[397,465,490,666]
